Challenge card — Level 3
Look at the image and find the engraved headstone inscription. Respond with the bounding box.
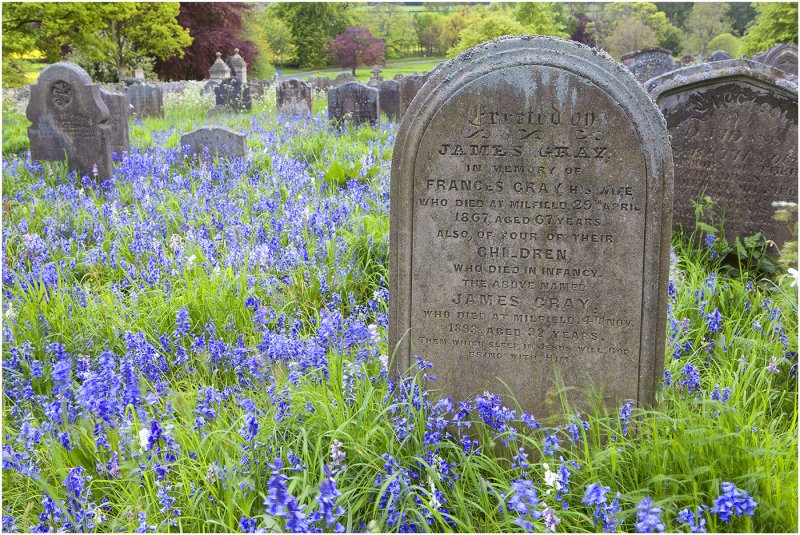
[752,43,798,76]
[99,89,130,158]
[180,126,247,160]
[390,36,674,417]
[328,82,379,126]
[127,83,164,118]
[276,79,313,116]
[620,47,677,84]
[379,79,401,121]
[707,50,733,62]
[646,59,798,250]
[27,62,114,179]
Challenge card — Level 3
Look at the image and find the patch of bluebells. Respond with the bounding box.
[677,506,708,533]
[634,497,665,533]
[710,482,757,523]
[504,479,542,530]
[582,483,621,532]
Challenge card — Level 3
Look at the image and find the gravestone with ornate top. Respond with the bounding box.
[27,62,114,179]
[390,36,673,418]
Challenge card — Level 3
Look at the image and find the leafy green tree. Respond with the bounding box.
[415,12,446,55]
[727,3,757,36]
[594,3,685,54]
[707,32,741,57]
[605,16,660,58]
[357,3,418,58]
[742,3,798,55]
[274,3,353,68]
[514,3,568,38]
[447,9,525,57]
[685,3,733,55]
[655,2,693,29]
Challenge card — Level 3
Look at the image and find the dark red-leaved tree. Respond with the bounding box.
[155,2,256,81]
[328,27,385,76]
[571,14,597,48]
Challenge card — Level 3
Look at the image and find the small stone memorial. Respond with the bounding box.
[679,54,695,67]
[752,43,798,76]
[180,126,247,160]
[126,83,163,118]
[379,79,401,121]
[390,36,673,417]
[328,82,379,126]
[707,50,733,62]
[248,80,271,98]
[27,62,114,179]
[210,52,230,81]
[276,79,312,116]
[99,89,130,157]
[214,78,252,112]
[646,59,798,250]
[229,48,247,84]
[369,65,383,83]
[620,47,677,83]
[398,73,428,118]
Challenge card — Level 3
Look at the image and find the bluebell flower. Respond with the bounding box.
[706,308,722,334]
[239,515,257,533]
[309,465,345,532]
[711,482,757,522]
[505,479,542,530]
[543,432,559,456]
[677,506,707,532]
[620,401,635,437]
[634,497,665,533]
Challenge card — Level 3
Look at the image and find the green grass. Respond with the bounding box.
[2,90,797,533]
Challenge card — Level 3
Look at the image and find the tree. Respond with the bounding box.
[447,9,526,57]
[727,3,758,36]
[514,3,568,37]
[358,3,418,58]
[155,3,256,82]
[654,2,693,29]
[328,27,385,76]
[274,3,353,68]
[571,14,597,47]
[593,3,684,54]
[415,12,446,55]
[707,33,741,56]
[685,3,733,55]
[3,3,191,81]
[605,16,660,58]
[742,3,798,55]
[257,10,296,66]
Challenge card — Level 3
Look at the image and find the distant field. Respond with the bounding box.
[281,57,446,81]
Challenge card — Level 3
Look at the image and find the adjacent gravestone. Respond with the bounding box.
[334,73,355,87]
[620,47,677,83]
[180,126,247,160]
[398,73,428,118]
[276,79,312,116]
[679,54,695,67]
[214,78,252,112]
[646,59,798,250]
[127,83,163,118]
[390,36,673,417]
[707,50,733,62]
[379,79,400,121]
[328,82,379,126]
[309,77,333,94]
[27,62,114,179]
[248,80,271,98]
[99,89,130,158]
[752,43,798,76]
[229,48,247,84]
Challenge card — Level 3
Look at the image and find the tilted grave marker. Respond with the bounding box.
[379,79,401,121]
[180,126,247,160]
[646,59,798,250]
[99,89,130,158]
[127,83,163,118]
[752,43,798,76]
[328,82,379,126]
[620,47,677,84]
[276,79,313,116]
[390,36,674,417]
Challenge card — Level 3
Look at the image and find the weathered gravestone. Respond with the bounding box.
[210,52,230,81]
[126,83,163,118]
[99,89,130,158]
[620,47,677,84]
[27,62,114,179]
[646,59,798,250]
[229,48,247,84]
[328,82,379,126]
[679,54,695,67]
[379,79,400,121]
[369,65,383,83]
[214,78,252,112]
[707,50,733,62]
[180,126,247,160]
[248,80,271,98]
[390,36,674,417]
[752,43,798,76]
[334,73,355,87]
[398,73,428,118]
[276,79,312,116]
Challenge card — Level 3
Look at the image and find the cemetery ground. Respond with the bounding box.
[2,87,798,532]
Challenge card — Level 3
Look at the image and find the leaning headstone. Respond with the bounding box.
[99,89,130,158]
[390,36,673,417]
[752,43,798,76]
[398,73,428,118]
[328,82,379,126]
[126,83,163,118]
[27,62,114,179]
[707,50,733,62]
[180,126,247,160]
[646,59,798,250]
[276,79,312,116]
[378,79,400,120]
[334,73,355,87]
[229,48,247,84]
[214,78,252,112]
[210,52,230,81]
[620,47,677,83]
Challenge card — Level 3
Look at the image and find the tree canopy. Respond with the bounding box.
[328,27,386,76]
[274,3,353,68]
[741,2,798,55]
